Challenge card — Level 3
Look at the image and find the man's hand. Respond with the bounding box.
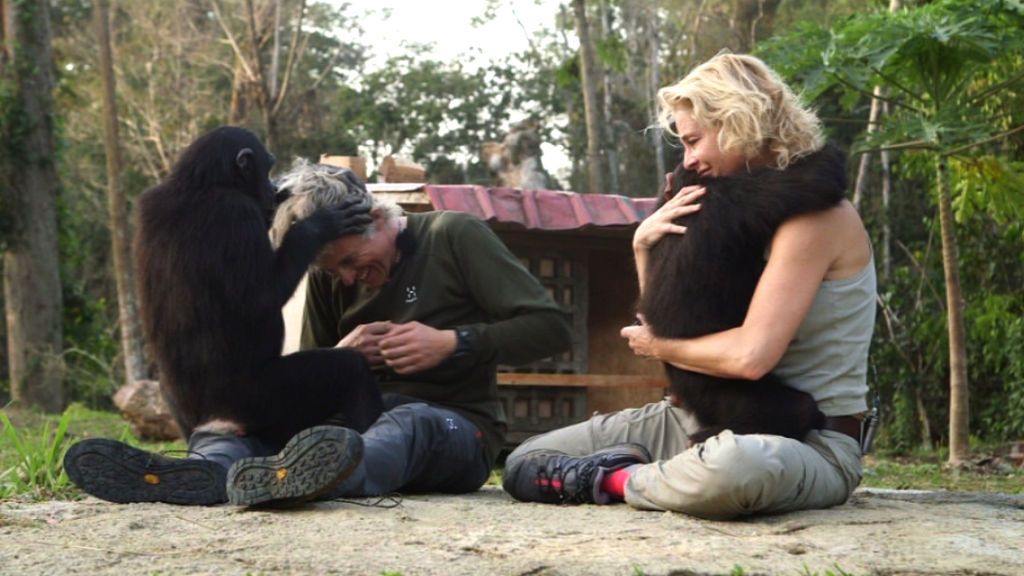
[337,321,395,366]
[379,321,458,375]
[620,316,660,360]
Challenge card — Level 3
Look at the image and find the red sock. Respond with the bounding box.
[600,467,634,501]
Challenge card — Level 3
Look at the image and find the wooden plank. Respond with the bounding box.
[497,373,666,389]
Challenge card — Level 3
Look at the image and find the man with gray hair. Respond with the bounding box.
[224,160,572,506]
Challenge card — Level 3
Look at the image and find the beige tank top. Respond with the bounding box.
[772,258,877,416]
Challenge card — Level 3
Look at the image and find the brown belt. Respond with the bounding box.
[823,415,863,444]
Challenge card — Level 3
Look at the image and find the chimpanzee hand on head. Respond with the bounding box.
[304,197,374,244]
[314,164,368,195]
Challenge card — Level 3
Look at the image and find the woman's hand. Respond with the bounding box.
[633,182,705,252]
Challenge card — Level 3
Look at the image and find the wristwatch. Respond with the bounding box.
[453,327,474,358]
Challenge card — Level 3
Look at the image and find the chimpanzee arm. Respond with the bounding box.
[270,198,371,307]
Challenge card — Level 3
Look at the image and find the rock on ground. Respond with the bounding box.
[1,486,1022,575]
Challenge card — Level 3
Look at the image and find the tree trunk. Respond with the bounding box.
[880,108,892,280]
[1,0,64,412]
[572,0,605,194]
[94,0,148,385]
[852,0,901,211]
[852,86,885,210]
[730,0,781,52]
[599,0,619,196]
[245,0,273,148]
[647,3,664,190]
[935,154,970,465]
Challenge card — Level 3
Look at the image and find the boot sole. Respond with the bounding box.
[63,439,227,505]
[226,426,362,508]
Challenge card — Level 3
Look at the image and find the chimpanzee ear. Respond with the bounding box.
[236,148,254,171]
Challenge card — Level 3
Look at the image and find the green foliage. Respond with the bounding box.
[0,409,73,500]
[329,53,516,178]
[862,453,1023,493]
[951,157,1024,226]
[762,0,1024,450]
[1,404,186,500]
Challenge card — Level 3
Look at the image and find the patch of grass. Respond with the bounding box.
[861,453,1023,494]
[1,403,186,501]
[0,408,73,500]
[800,562,855,575]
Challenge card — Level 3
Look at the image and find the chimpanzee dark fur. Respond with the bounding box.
[638,144,848,443]
[134,126,382,445]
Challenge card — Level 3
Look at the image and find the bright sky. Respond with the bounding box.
[334,0,572,178]
[347,0,559,64]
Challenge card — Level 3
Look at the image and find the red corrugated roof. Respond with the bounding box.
[422,185,657,231]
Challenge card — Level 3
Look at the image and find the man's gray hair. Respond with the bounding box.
[269,159,403,248]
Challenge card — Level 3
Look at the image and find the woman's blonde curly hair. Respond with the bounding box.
[657,53,824,170]
[269,159,402,248]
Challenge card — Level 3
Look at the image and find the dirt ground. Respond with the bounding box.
[1,486,1022,576]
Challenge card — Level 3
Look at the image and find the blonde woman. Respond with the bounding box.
[504,53,875,519]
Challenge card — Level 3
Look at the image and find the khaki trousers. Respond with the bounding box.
[505,399,862,520]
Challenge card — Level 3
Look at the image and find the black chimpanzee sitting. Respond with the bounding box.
[638,145,848,443]
[64,127,381,505]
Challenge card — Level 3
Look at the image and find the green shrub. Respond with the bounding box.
[0,409,73,500]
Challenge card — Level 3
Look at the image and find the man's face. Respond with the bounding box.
[314,215,396,289]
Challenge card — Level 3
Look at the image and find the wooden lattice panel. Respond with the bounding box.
[501,246,588,374]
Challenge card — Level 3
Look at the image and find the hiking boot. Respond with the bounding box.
[63,439,227,505]
[503,444,652,505]
[226,425,362,508]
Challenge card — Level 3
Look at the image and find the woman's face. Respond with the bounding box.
[674,109,750,178]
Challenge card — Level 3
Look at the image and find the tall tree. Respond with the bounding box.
[211,0,313,150]
[572,0,605,194]
[0,0,64,411]
[94,0,147,384]
[817,0,1024,464]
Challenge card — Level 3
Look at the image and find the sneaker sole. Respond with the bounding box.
[63,439,227,505]
[226,426,362,508]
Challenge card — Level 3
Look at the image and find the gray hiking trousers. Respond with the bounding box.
[190,394,490,498]
[505,399,862,520]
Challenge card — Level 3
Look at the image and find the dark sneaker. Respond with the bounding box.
[226,425,362,508]
[503,443,652,505]
[63,439,227,505]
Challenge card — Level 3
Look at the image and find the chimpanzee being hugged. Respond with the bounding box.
[135,126,383,445]
[638,144,849,443]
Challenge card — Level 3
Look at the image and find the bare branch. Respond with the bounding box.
[895,237,945,312]
[941,124,1024,158]
[853,140,938,155]
[870,66,925,104]
[311,47,344,91]
[830,72,924,114]
[967,68,1024,105]
[209,0,255,81]
[272,0,307,117]
[511,3,540,59]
